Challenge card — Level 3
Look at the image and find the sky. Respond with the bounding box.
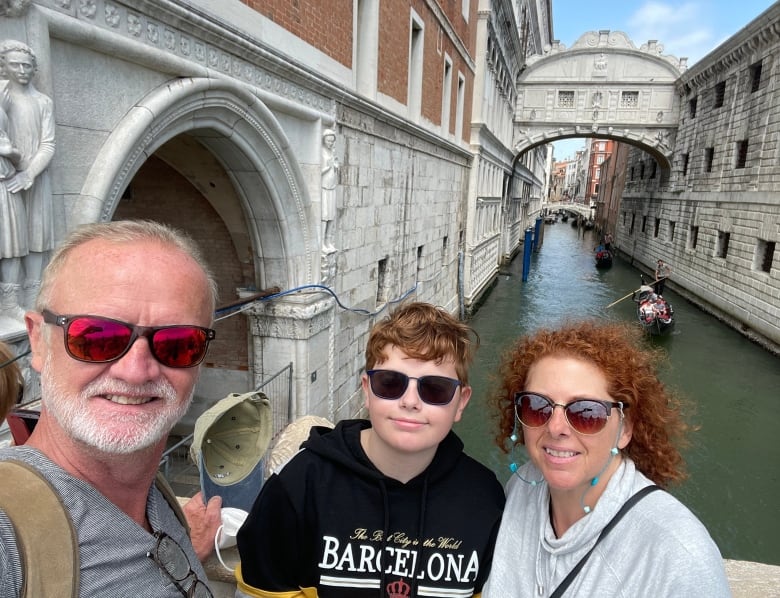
[549,0,772,161]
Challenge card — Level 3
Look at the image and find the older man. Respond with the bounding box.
[0,220,221,597]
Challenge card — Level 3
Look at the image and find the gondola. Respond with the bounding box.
[632,281,674,335]
[595,245,612,269]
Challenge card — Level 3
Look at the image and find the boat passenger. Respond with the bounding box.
[483,320,730,598]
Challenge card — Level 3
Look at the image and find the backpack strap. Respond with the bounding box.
[0,460,80,598]
[154,471,190,534]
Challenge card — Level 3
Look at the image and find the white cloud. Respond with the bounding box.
[627,1,715,63]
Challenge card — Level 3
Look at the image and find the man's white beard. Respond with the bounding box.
[40,353,194,454]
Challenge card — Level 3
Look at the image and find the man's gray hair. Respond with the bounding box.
[36,220,218,317]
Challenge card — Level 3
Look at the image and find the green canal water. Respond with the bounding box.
[455,222,780,566]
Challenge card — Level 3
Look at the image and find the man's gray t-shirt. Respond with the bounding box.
[0,446,209,597]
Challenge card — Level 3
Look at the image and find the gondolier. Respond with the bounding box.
[654,259,672,295]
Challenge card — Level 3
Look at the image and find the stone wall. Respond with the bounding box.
[613,4,780,353]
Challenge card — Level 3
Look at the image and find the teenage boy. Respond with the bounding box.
[236,302,505,598]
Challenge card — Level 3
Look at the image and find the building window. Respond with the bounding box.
[714,81,726,108]
[408,11,424,121]
[441,55,453,135]
[455,73,465,140]
[355,0,379,97]
[376,257,388,305]
[629,213,635,235]
[755,239,775,273]
[620,91,639,108]
[639,162,645,179]
[669,221,676,242]
[705,147,714,172]
[653,217,660,238]
[441,235,448,260]
[416,245,424,281]
[750,60,762,93]
[736,140,748,169]
[650,161,657,179]
[689,225,699,250]
[689,97,697,118]
[462,0,469,22]
[641,215,647,234]
[558,90,575,108]
[630,166,635,181]
[681,153,689,177]
[716,231,730,259]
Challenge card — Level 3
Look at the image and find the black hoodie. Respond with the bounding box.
[237,419,505,597]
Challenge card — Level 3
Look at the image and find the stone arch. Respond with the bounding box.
[513,30,687,171]
[75,77,316,288]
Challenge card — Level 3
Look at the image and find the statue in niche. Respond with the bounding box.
[594,53,607,71]
[321,128,339,253]
[0,93,26,319]
[0,40,56,312]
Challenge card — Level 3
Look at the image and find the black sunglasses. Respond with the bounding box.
[366,369,462,406]
[42,310,215,369]
[514,391,626,435]
[147,532,213,597]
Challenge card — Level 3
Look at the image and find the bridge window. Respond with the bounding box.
[716,231,730,259]
[713,81,726,108]
[681,153,689,177]
[620,91,639,108]
[705,148,714,172]
[755,240,775,273]
[735,140,748,169]
[557,91,575,108]
[750,60,763,93]
[689,97,697,119]
[688,225,699,250]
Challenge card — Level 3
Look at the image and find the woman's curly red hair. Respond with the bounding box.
[491,320,691,488]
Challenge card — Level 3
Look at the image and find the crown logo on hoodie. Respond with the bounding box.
[386,579,411,598]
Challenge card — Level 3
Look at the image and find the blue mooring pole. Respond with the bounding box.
[522,226,533,282]
[534,216,543,252]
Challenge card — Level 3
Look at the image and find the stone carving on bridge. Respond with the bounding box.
[0,40,56,322]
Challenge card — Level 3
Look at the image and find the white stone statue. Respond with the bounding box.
[0,40,56,312]
[0,95,27,319]
[321,128,339,253]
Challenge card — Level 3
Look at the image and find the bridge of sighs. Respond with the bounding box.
[513,30,688,171]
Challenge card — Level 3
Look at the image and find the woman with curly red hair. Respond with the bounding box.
[483,320,730,597]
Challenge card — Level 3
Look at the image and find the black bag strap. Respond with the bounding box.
[550,485,661,598]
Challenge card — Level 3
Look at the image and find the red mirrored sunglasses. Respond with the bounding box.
[42,309,215,369]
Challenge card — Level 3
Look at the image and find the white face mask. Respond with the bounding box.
[216,507,248,549]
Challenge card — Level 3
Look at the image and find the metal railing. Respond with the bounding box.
[159,362,294,496]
